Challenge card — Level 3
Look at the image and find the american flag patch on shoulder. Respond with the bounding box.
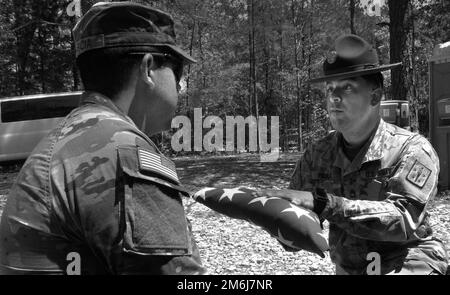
[137,148,179,183]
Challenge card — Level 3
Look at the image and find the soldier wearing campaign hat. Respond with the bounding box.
[257,34,448,275]
[0,2,206,274]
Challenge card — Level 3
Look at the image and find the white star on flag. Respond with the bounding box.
[276,228,296,249]
[192,187,216,201]
[281,204,313,220]
[218,188,245,202]
[248,196,280,206]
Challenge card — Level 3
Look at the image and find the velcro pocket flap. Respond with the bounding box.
[118,146,192,256]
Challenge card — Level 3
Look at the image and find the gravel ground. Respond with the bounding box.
[178,154,450,275]
[185,197,334,275]
[185,195,450,275]
[1,154,449,275]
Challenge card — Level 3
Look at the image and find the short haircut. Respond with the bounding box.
[76,48,143,98]
[361,72,384,90]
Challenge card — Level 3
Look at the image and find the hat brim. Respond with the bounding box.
[128,44,197,64]
[164,44,197,64]
[132,44,197,64]
[76,43,198,64]
[308,62,401,83]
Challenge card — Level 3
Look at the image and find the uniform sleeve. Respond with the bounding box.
[285,145,321,251]
[288,145,315,191]
[51,143,206,274]
[118,181,206,275]
[320,137,439,242]
[115,145,206,274]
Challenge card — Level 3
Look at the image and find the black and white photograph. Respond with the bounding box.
[0,0,449,280]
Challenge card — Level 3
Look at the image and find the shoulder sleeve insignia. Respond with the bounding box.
[406,160,432,188]
[137,148,180,184]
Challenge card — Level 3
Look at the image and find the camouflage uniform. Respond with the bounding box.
[0,91,206,274]
[289,119,448,275]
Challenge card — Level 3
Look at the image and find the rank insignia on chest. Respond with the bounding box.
[137,148,179,183]
[406,160,431,188]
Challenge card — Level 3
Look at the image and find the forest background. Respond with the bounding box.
[1,0,449,154]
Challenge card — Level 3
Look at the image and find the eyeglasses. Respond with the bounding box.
[151,53,184,84]
[129,52,184,84]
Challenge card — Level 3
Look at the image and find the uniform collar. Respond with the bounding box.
[80,91,163,154]
[333,118,386,174]
[362,118,386,164]
[80,91,136,126]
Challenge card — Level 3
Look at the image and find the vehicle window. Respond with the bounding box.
[1,95,80,123]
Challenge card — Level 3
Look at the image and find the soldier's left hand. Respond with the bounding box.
[253,189,315,211]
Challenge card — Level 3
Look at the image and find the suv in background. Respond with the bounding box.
[0,92,82,162]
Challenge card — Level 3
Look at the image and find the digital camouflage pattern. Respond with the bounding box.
[289,119,449,275]
[0,92,206,274]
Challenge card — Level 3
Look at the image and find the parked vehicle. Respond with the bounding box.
[0,92,82,162]
[380,100,410,129]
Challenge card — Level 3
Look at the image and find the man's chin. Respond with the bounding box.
[330,120,348,133]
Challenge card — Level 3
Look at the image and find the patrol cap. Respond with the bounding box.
[72,1,196,64]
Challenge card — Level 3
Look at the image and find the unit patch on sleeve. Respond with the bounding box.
[406,160,432,188]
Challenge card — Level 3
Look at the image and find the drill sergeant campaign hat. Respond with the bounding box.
[72,1,196,64]
[309,34,401,83]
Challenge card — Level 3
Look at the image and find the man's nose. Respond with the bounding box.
[328,93,342,103]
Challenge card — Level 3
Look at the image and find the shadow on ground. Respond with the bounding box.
[174,153,301,193]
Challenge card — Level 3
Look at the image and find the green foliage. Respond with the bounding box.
[0,0,76,96]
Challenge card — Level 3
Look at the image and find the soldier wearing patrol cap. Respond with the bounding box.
[257,34,448,275]
[0,1,206,274]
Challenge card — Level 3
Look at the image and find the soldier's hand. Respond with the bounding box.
[252,189,315,211]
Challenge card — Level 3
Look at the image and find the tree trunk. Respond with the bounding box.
[68,2,81,91]
[279,2,285,152]
[248,0,257,119]
[407,0,418,131]
[251,0,258,125]
[291,0,305,152]
[186,20,196,109]
[248,0,258,151]
[252,0,258,125]
[38,26,46,93]
[197,22,206,89]
[388,0,409,101]
[349,0,356,34]
[71,34,80,91]
[305,0,314,140]
[248,0,254,115]
[14,2,36,95]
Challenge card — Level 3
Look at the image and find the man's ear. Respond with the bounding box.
[371,88,383,106]
[140,53,156,88]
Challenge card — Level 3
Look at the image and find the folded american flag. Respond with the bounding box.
[193,187,329,258]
